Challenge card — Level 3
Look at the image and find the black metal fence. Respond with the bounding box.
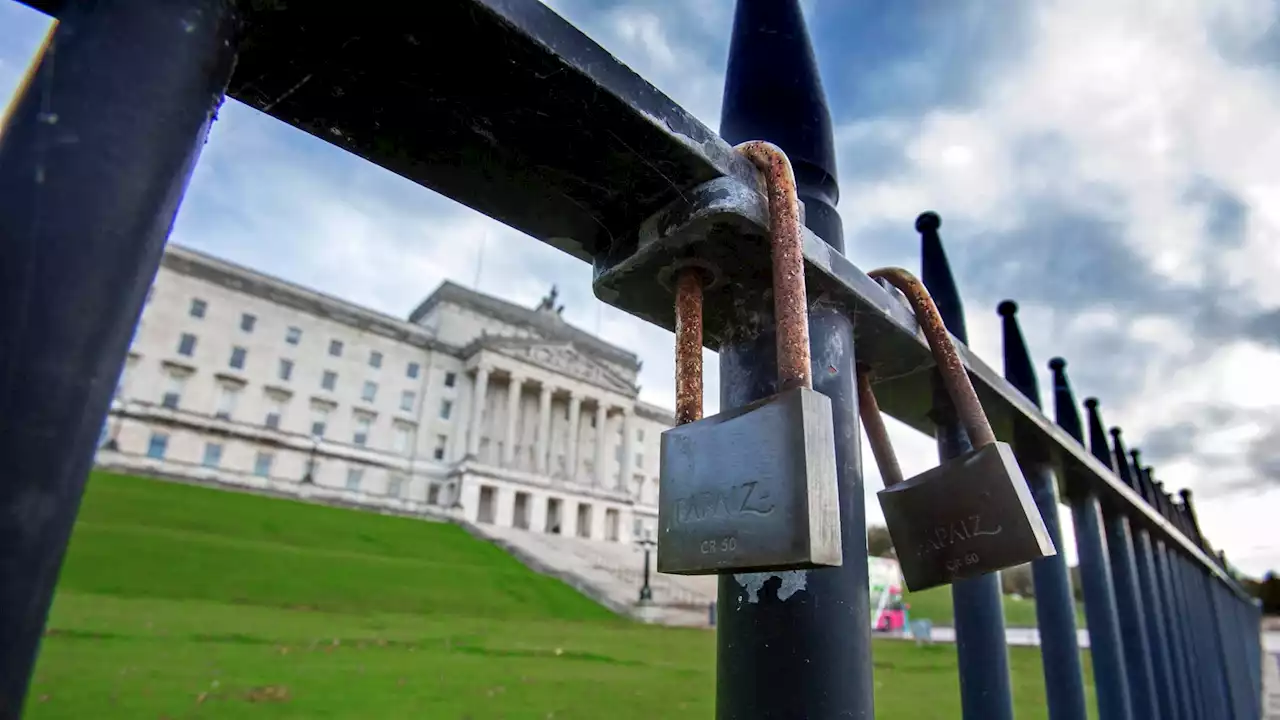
[0,1,1264,718]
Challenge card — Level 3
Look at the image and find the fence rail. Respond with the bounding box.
[1,0,1266,718]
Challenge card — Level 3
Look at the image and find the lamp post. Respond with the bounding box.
[637,536,656,604]
[302,434,320,484]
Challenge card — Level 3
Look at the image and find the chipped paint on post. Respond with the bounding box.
[734,570,808,604]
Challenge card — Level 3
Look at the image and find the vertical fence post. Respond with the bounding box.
[997,303,1087,720]
[1120,447,1181,720]
[0,0,241,715]
[1172,552,1217,719]
[715,2,874,717]
[1137,468,1197,720]
[1103,427,1159,720]
[1045,366,1132,720]
[918,215,1014,720]
[1152,529,1198,718]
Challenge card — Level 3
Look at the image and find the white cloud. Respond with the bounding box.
[834,0,1280,573]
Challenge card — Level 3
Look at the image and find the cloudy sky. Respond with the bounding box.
[3,0,1278,576]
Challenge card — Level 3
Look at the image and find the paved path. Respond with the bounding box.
[1265,646,1280,720]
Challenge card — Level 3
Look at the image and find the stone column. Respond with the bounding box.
[566,393,582,480]
[594,402,609,487]
[466,364,490,458]
[619,408,634,491]
[502,373,524,467]
[536,383,553,475]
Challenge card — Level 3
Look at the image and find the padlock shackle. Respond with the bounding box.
[674,268,705,425]
[867,267,997,448]
[735,141,813,393]
[857,367,905,487]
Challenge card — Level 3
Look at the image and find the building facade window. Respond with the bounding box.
[400,390,415,412]
[286,326,302,345]
[146,432,169,459]
[407,362,420,379]
[346,467,363,491]
[353,414,372,446]
[392,424,411,455]
[387,474,405,499]
[361,381,378,403]
[433,434,448,460]
[329,339,343,357]
[369,351,383,369]
[202,442,223,468]
[253,452,273,477]
[439,400,452,419]
[177,333,197,357]
[264,396,286,429]
[229,346,247,370]
[278,358,293,381]
[444,371,457,388]
[311,405,330,438]
[321,371,337,391]
[240,313,257,332]
[161,373,186,410]
[189,298,207,318]
[214,384,239,420]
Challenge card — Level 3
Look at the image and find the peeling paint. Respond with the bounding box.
[734,570,807,603]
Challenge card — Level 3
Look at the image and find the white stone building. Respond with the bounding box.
[96,244,674,543]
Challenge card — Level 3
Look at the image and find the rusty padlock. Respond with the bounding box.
[655,141,842,576]
[858,268,1055,592]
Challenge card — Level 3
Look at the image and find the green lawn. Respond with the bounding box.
[25,471,1096,718]
[903,584,1085,629]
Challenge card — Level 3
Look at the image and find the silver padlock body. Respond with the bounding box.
[656,386,842,575]
[878,441,1056,592]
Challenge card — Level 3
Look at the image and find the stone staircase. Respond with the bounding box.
[466,523,718,628]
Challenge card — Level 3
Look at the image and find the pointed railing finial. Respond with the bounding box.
[1151,478,1169,520]
[1049,358,1083,443]
[1128,449,1148,501]
[1082,398,1115,470]
[1109,427,1136,490]
[721,0,839,217]
[999,300,1040,409]
[918,212,967,343]
[1179,489,1204,544]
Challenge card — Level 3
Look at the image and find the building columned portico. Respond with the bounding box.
[95,244,670,544]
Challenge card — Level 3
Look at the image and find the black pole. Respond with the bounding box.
[303,440,318,484]
[639,540,654,603]
[998,304,1087,720]
[921,215,1014,720]
[716,3,873,718]
[0,0,240,714]
[1047,365,1131,720]
[1104,428,1159,720]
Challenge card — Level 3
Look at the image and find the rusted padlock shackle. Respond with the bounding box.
[674,141,812,427]
[736,140,813,394]
[858,267,997,486]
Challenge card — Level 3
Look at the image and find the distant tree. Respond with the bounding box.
[1256,571,1280,615]
[867,524,895,558]
[1001,563,1035,598]
[1068,565,1085,603]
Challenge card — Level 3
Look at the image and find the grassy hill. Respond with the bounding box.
[58,471,614,621]
[24,471,1095,718]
